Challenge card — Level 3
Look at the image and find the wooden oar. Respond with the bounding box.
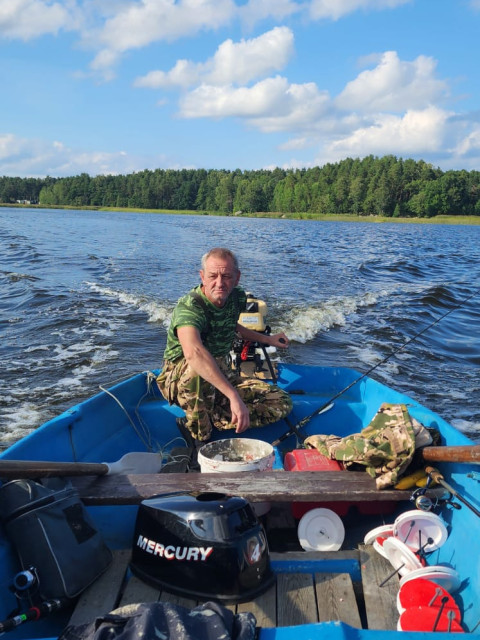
[426,466,480,517]
[421,445,480,464]
[0,452,163,479]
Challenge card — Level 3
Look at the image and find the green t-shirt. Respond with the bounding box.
[163,285,247,361]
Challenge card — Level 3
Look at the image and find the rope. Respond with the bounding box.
[99,371,160,453]
[98,372,194,468]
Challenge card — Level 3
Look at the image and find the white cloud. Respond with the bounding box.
[179,76,331,130]
[134,26,294,89]
[0,133,168,177]
[0,0,75,40]
[175,45,457,162]
[90,48,119,73]
[238,0,300,27]
[453,126,480,157]
[180,76,292,119]
[0,133,18,159]
[327,106,451,157]
[309,0,411,21]
[91,0,236,74]
[135,61,200,90]
[336,51,449,112]
[209,26,294,85]
[279,137,312,150]
[249,82,331,132]
[0,0,416,80]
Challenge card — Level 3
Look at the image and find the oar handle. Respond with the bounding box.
[422,445,480,464]
[0,459,109,478]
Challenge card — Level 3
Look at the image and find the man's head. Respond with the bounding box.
[200,248,240,308]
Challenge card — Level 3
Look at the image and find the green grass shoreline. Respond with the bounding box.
[2,202,480,225]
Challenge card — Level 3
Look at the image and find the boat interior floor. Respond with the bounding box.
[67,541,401,632]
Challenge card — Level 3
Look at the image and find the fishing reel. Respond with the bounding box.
[411,487,461,513]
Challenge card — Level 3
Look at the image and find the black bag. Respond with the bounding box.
[59,601,257,640]
[0,478,112,601]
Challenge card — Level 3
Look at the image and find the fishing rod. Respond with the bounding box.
[0,598,66,634]
[275,285,480,445]
[258,341,333,446]
[426,466,480,518]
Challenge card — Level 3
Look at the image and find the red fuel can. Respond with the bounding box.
[283,449,396,518]
[283,449,350,518]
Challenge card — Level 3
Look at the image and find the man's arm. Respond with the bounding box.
[177,325,251,433]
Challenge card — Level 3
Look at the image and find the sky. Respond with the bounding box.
[2,0,480,178]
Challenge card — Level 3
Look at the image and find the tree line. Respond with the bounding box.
[2,155,480,217]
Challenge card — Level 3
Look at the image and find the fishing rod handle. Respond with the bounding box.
[425,466,444,484]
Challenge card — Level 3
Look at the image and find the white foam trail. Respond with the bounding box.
[451,418,480,437]
[1,403,42,440]
[3,271,39,282]
[86,282,172,326]
[284,292,379,344]
[348,345,400,376]
[24,345,50,353]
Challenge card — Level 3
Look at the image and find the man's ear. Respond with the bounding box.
[235,269,241,286]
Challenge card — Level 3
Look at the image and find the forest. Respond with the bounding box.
[1,155,480,217]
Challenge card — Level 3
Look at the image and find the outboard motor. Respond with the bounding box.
[231,293,275,374]
[130,492,274,603]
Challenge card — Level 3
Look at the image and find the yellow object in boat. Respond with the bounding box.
[394,469,427,489]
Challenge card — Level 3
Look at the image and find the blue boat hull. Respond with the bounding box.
[1,364,479,638]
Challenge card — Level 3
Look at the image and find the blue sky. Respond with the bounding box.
[2,0,480,178]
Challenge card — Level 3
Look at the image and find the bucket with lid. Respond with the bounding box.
[198,438,275,515]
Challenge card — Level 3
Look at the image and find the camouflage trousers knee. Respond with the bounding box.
[156,356,293,441]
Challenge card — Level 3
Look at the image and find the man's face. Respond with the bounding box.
[200,255,240,308]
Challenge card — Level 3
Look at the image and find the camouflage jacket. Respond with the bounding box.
[163,286,247,361]
[304,403,416,489]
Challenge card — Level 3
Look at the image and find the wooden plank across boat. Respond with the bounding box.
[71,469,416,505]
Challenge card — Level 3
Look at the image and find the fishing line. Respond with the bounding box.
[279,284,480,441]
[99,371,161,452]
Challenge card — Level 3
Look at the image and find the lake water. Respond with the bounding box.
[1,207,479,448]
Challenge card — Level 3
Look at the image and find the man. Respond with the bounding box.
[157,248,292,443]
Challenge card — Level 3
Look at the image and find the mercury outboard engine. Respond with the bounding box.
[130,492,274,603]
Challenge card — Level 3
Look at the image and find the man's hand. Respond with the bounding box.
[229,393,250,433]
[268,332,289,348]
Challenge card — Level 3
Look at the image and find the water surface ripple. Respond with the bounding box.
[1,208,479,447]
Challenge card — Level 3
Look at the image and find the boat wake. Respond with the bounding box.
[86,282,172,327]
[280,292,380,343]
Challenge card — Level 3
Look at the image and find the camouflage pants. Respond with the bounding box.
[156,356,292,441]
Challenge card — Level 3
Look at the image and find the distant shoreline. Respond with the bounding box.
[2,202,480,225]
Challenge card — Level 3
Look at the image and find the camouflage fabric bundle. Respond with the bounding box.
[304,403,416,489]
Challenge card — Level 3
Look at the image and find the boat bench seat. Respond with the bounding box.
[71,470,422,505]
[68,546,399,631]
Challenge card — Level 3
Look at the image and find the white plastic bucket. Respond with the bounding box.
[197,438,274,516]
